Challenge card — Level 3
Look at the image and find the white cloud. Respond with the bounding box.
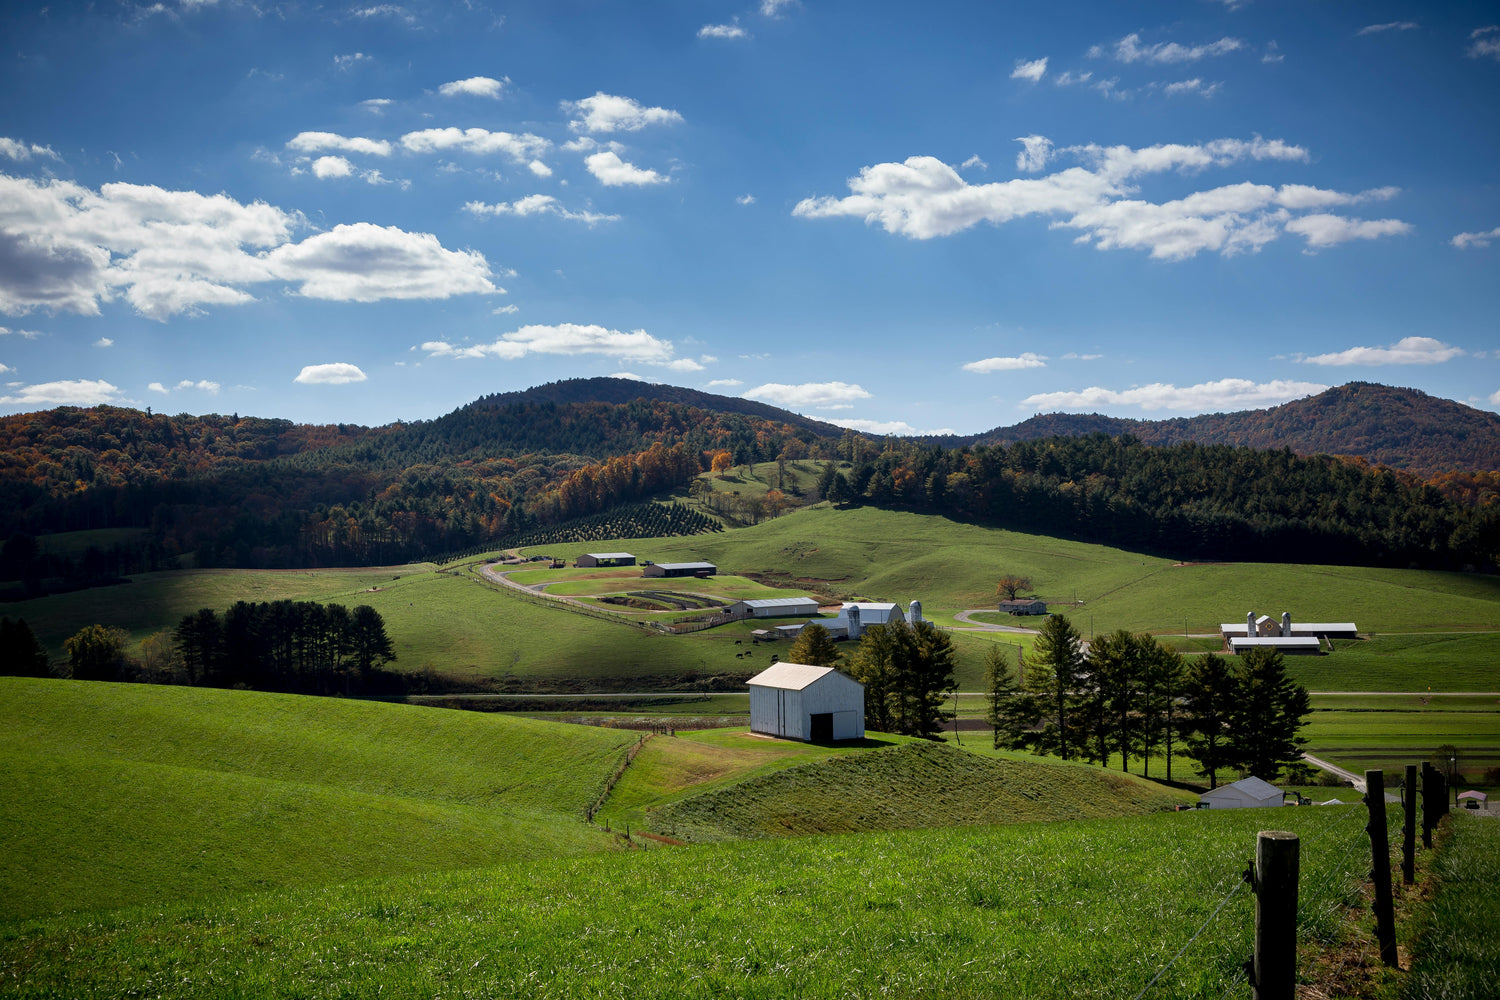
[610,371,656,382]
[963,353,1047,373]
[1062,352,1103,361]
[400,128,550,162]
[736,194,756,205]
[1104,33,1244,64]
[350,5,413,24]
[148,381,168,393]
[1163,78,1221,98]
[312,155,355,179]
[424,323,683,365]
[1471,26,1500,60]
[266,223,498,302]
[438,76,506,99]
[174,378,221,392]
[0,363,11,374]
[1283,213,1412,249]
[0,378,124,407]
[1015,135,1053,172]
[286,132,393,157]
[1298,336,1465,366]
[960,155,988,171]
[1262,41,1284,64]
[361,98,393,113]
[94,337,114,347]
[1054,70,1093,86]
[1011,57,1048,82]
[826,418,956,436]
[1022,378,1327,413]
[464,195,618,226]
[1359,22,1419,36]
[294,363,367,385]
[1453,225,1500,249]
[566,93,683,133]
[585,151,668,186]
[528,160,553,178]
[761,0,795,17]
[794,138,1408,259]
[664,358,705,372]
[742,381,873,409]
[0,138,60,162]
[1490,389,1500,406]
[706,378,742,388]
[334,52,373,71]
[0,327,43,338]
[699,21,747,39]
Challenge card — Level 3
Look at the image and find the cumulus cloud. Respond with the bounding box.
[312,155,355,179]
[1163,78,1221,97]
[0,326,43,338]
[423,323,683,365]
[699,21,747,39]
[334,52,373,70]
[963,353,1047,373]
[1359,22,1419,35]
[294,363,367,385]
[1011,57,1048,82]
[528,160,553,178]
[1023,379,1327,412]
[94,337,114,347]
[361,98,393,114]
[1468,26,1500,60]
[706,378,742,388]
[1491,389,1500,406]
[585,151,668,186]
[0,173,499,319]
[1099,33,1244,63]
[1298,336,1465,366]
[1453,225,1500,248]
[438,76,506,99]
[793,137,1409,259]
[148,381,168,393]
[567,93,683,133]
[960,155,988,171]
[761,0,795,17]
[0,138,60,162]
[0,378,125,407]
[171,378,221,392]
[400,128,550,162]
[736,194,756,205]
[286,132,393,157]
[464,195,618,226]
[826,418,956,436]
[742,381,873,409]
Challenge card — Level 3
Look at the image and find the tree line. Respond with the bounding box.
[787,619,957,739]
[985,615,1312,786]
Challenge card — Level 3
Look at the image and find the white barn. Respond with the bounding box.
[747,662,865,742]
[1198,776,1286,809]
[729,597,822,620]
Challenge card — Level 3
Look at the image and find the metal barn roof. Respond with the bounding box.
[740,598,820,609]
[584,552,636,560]
[747,662,837,691]
[653,561,717,570]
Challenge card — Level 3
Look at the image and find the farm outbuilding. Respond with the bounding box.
[1220,611,1357,647]
[576,552,636,568]
[1198,776,1287,809]
[747,662,865,742]
[728,597,822,620]
[642,561,717,578]
[999,599,1048,616]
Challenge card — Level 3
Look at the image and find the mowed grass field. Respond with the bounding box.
[14,502,1500,691]
[0,804,1382,1000]
[0,678,638,921]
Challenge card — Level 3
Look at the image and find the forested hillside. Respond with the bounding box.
[947,383,1500,476]
[2,382,1498,594]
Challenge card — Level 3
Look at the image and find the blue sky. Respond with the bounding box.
[1,0,1497,434]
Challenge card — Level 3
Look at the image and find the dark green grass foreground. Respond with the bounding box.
[1403,814,1500,999]
[0,807,1375,1000]
[0,679,637,920]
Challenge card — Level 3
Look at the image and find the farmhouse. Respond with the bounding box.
[728,597,822,620]
[747,661,865,741]
[999,598,1048,616]
[1198,776,1287,809]
[576,552,636,568]
[642,561,717,578]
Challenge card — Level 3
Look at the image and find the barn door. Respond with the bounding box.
[810,713,833,741]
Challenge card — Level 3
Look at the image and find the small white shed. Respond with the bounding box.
[1198,776,1286,809]
[747,662,865,742]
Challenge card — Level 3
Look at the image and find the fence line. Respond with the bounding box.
[584,731,653,824]
[1130,879,1249,1000]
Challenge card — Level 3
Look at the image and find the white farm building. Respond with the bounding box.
[747,662,865,742]
[728,597,822,620]
[1198,776,1287,809]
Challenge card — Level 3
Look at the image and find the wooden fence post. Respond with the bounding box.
[1365,770,1399,967]
[1402,764,1417,884]
[1421,763,1436,849]
[1250,830,1299,1000]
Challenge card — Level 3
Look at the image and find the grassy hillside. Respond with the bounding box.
[0,679,637,920]
[648,740,1194,842]
[0,805,1378,999]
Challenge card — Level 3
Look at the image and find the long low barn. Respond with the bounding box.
[748,662,865,742]
[642,561,717,578]
[1228,636,1323,655]
[576,552,636,567]
[729,597,821,619]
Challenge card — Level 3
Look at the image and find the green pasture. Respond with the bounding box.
[0,679,636,921]
[1301,709,1500,776]
[0,806,1381,1000]
[1402,814,1500,1000]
